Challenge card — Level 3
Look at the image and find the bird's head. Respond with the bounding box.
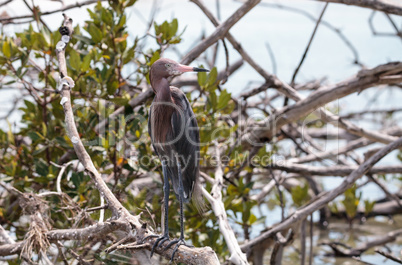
[150,58,209,81]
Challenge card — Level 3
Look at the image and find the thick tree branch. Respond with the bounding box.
[240,62,402,148]
[316,0,402,16]
[182,0,261,65]
[57,14,135,220]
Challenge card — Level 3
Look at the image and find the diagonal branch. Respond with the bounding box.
[267,163,402,176]
[182,0,261,65]
[241,137,402,251]
[322,228,402,256]
[56,14,135,219]
[0,0,108,23]
[316,0,402,16]
[192,0,402,148]
[291,3,328,85]
[201,142,249,265]
[240,62,402,148]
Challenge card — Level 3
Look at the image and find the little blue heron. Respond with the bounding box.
[146,58,208,260]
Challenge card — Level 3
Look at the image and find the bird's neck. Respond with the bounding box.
[151,77,175,144]
[154,78,172,103]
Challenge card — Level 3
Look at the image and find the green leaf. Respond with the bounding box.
[170,18,178,36]
[291,184,309,207]
[341,184,360,219]
[364,200,376,216]
[2,41,11,58]
[82,53,92,72]
[206,67,218,87]
[217,89,231,110]
[28,131,44,142]
[69,49,81,71]
[107,80,119,94]
[101,8,114,26]
[35,158,49,177]
[7,121,14,145]
[33,146,47,156]
[249,213,257,225]
[33,32,49,50]
[109,97,129,106]
[123,46,135,65]
[117,14,127,28]
[161,21,169,38]
[73,34,93,45]
[125,0,136,7]
[197,71,207,87]
[207,90,217,111]
[24,100,36,112]
[149,51,160,65]
[0,56,7,64]
[87,24,103,43]
[41,122,47,137]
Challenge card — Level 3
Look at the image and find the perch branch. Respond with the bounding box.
[56,13,135,219]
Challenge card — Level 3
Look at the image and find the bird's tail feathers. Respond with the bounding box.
[192,177,207,214]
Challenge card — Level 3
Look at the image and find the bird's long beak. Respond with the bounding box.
[177,64,209,73]
[193,67,210,72]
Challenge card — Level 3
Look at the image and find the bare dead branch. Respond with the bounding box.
[201,142,249,265]
[0,0,108,23]
[182,0,260,65]
[322,229,402,256]
[375,249,402,264]
[291,3,328,85]
[241,137,402,251]
[240,62,402,148]
[0,242,23,256]
[0,225,15,245]
[316,0,402,16]
[268,162,402,176]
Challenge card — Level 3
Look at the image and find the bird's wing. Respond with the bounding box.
[171,88,200,201]
[148,103,159,157]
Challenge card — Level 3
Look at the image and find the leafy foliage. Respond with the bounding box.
[341,184,362,225]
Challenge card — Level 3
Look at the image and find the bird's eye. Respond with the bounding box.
[165,63,171,68]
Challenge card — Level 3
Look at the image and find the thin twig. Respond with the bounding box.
[291,3,328,85]
[375,249,402,264]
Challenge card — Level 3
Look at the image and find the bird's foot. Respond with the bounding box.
[163,237,194,262]
[143,234,170,257]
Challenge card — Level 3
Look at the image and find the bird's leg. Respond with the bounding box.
[143,160,170,257]
[163,157,194,262]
